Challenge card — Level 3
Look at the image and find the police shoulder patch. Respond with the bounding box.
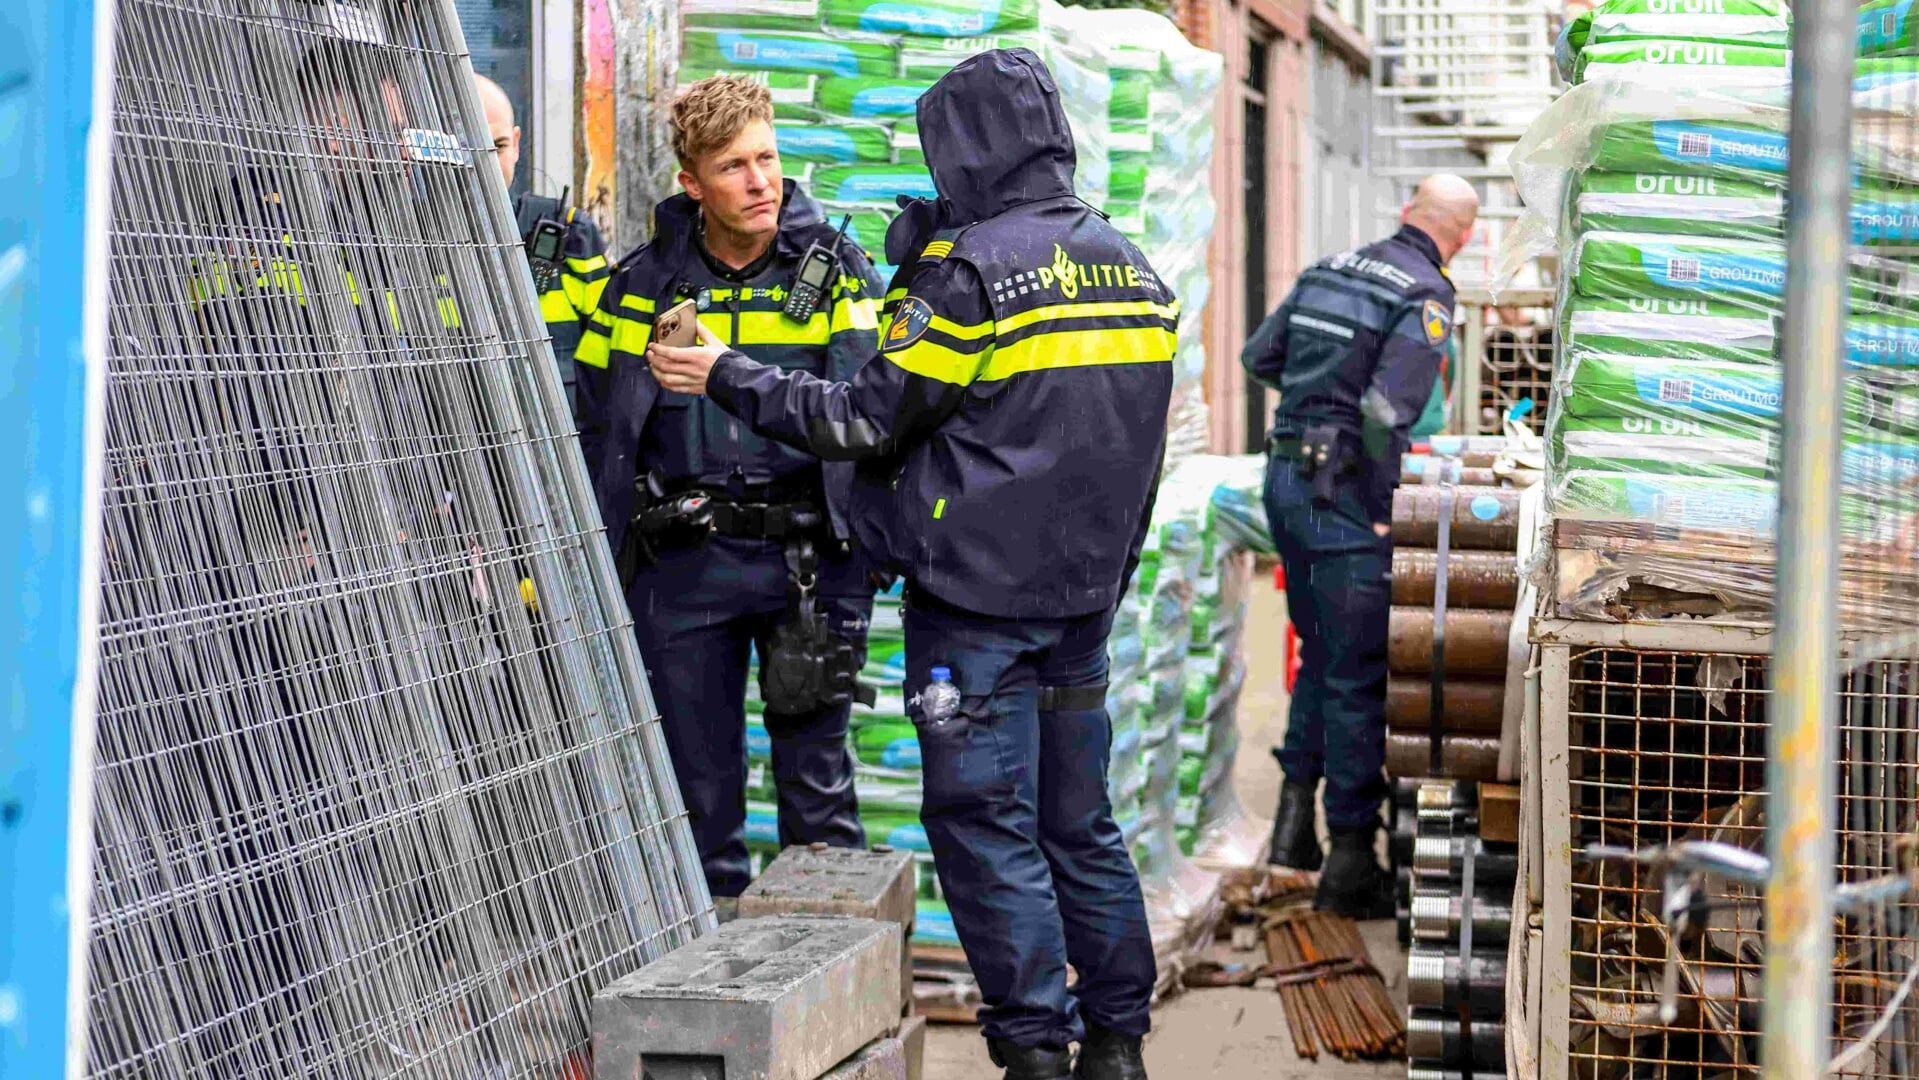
[884,296,934,352]
[1422,298,1452,346]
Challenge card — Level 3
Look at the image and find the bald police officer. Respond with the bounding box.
[1245,174,1479,919]
[475,74,610,416]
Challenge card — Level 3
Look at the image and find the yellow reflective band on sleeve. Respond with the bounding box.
[570,274,610,318]
[933,497,947,520]
[576,331,611,369]
[978,325,1177,381]
[884,337,987,386]
[884,286,909,306]
[540,288,576,324]
[566,254,608,275]
[928,312,993,342]
[994,299,1180,337]
[588,306,616,330]
[619,293,657,315]
[830,296,880,334]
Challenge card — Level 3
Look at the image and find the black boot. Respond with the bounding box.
[988,1040,1074,1080]
[1265,777,1322,871]
[1314,824,1395,920]
[1073,1024,1147,1080]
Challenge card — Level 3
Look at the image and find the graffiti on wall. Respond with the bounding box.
[581,0,617,238]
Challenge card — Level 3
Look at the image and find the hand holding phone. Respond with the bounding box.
[652,298,700,349]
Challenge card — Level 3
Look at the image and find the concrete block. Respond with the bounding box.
[898,1015,926,1080]
[737,845,917,1015]
[815,1017,925,1080]
[737,845,916,927]
[593,915,902,1080]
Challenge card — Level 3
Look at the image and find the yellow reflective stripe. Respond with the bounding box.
[566,254,608,274]
[611,317,655,354]
[884,286,909,306]
[620,293,657,315]
[831,296,880,334]
[929,313,993,342]
[979,326,1177,381]
[576,331,611,369]
[921,241,953,260]
[994,299,1179,336]
[569,274,610,318]
[588,306,616,330]
[540,288,576,324]
[736,310,829,346]
[885,337,985,385]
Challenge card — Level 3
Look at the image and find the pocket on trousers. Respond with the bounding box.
[915,695,1015,813]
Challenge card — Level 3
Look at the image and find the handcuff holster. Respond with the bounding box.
[760,536,877,715]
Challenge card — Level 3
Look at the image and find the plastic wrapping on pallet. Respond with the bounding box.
[1495,33,1919,626]
[677,0,1112,215]
[1553,0,1790,83]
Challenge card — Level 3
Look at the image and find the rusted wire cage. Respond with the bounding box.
[1479,324,1552,437]
[1530,631,1919,1080]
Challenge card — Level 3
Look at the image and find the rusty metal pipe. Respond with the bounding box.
[1391,548,1518,608]
[1387,677,1505,733]
[1389,607,1512,674]
[1392,486,1521,549]
[1387,731,1501,781]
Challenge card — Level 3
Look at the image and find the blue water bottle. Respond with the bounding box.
[921,666,962,726]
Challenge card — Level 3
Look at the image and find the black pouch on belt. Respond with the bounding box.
[1299,423,1347,508]
[760,537,878,715]
[616,474,714,587]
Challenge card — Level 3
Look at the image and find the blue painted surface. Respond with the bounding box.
[0,1,102,1075]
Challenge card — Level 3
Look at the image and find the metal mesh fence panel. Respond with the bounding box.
[1564,647,1919,1080]
[83,2,711,1076]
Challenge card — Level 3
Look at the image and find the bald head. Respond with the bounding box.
[1401,174,1480,263]
[475,74,521,187]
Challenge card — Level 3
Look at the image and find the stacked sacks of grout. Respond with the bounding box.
[1508,0,1919,539]
[677,0,1110,286]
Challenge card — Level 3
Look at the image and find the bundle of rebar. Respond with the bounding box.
[83,2,710,1077]
[1263,911,1405,1061]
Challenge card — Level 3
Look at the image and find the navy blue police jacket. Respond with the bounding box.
[704,48,1180,620]
[514,192,610,409]
[576,180,885,554]
[1241,225,1456,516]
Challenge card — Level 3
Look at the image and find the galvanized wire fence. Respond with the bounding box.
[85,1,710,1076]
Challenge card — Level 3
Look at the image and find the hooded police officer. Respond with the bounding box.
[1243,174,1480,919]
[647,48,1175,1080]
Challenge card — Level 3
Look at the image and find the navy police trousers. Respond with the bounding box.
[903,588,1155,1049]
[627,533,869,897]
[1263,455,1393,830]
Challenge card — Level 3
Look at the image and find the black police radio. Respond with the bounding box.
[784,215,852,322]
[524,186,571,292]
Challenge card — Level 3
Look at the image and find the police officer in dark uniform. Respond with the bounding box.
[574,75,883,899]
[475,74,611,415]
[648,50,1175,1080]
[1242,174,1479,918]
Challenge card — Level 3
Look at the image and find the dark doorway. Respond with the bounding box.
[1242,25,1274,452]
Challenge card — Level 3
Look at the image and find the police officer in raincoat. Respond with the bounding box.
[646,48,1176,1080]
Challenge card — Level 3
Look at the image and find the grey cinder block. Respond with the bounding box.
[817,1016,926,1080]
[738,846,917,1014]
[593,915,902,1080]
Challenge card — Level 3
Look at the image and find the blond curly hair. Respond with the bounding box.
[671,75,775,168]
